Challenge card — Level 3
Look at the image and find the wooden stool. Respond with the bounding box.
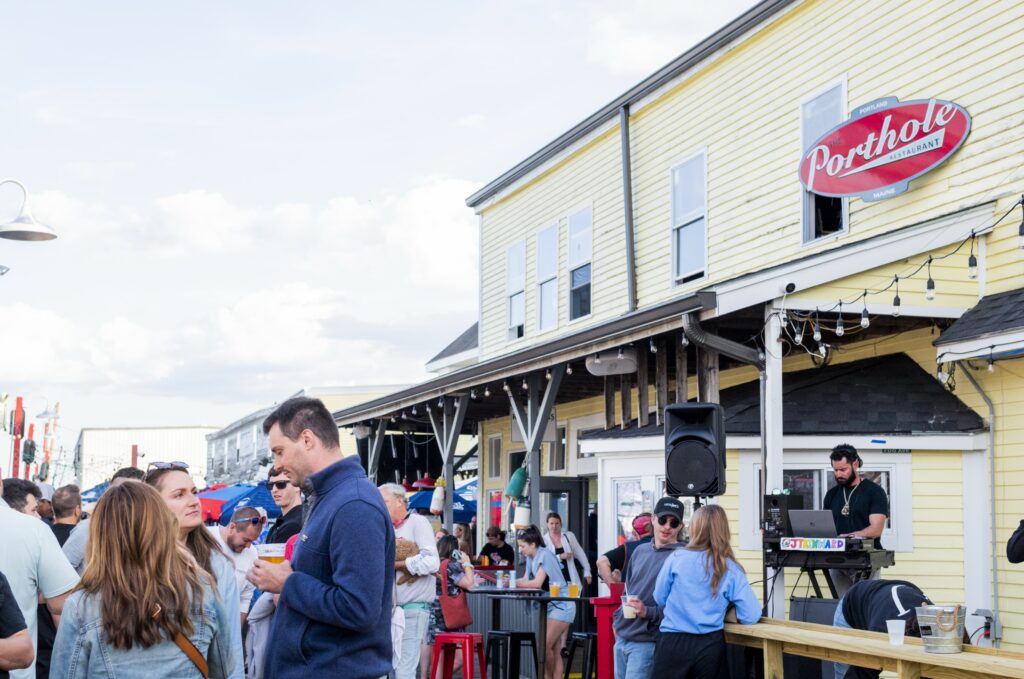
[431,631,488,679]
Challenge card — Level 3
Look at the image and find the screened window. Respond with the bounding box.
[506,241,526,340]
[568,206,592,320]
[537,224,558,331]
[488,435,502,479]
[801,83,846,242]
[671,153,706,282]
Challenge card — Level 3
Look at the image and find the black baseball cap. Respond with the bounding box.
[654,497,684,521]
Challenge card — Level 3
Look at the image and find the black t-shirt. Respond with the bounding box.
[0,572,28,679]
[50,523,75,547]
[602,536,652,578]
[842,579,931,633]
[266,505,304,545]
[823,477,888,548]
[478,542,515,565]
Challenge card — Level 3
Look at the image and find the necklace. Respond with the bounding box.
[841,481,859,516]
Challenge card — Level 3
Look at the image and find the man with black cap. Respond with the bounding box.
[832,579,932,679]
[612,497,687,679]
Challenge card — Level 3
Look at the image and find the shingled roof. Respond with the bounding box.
[934,287,1024,345]
[427,322,479,365]
[582,353,984,440]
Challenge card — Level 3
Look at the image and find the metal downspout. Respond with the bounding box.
[620,105,637,312]
[958,361,1001,646]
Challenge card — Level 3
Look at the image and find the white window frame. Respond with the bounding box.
[669,148,708,284]
[547,422,568,473]
[800,77,849,245]
[506,240,526,341]
[566,203,593,323]
[487,434,502,480]
[536,222,559,333]
[738,449,912,552]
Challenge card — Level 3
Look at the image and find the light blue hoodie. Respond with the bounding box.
[653,548,760,634]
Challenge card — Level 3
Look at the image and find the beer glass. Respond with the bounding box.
[257,543,287,564]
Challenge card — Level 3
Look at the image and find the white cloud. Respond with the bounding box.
[456,114,486,129]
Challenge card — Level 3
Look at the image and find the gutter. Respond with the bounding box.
[958,361,1001,646]
[620,105,637,312]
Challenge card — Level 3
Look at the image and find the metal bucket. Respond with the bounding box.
[915,604,965,654]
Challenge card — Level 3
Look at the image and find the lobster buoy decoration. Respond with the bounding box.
[430,479,445,515]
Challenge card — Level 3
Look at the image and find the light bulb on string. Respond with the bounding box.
[818,343,827,358]
[484,386,491,398]
[967,232,978,279]
[793,320,804,345]
[502,382,510,392]
[925,256,935,301]
[545,369,552,381]
[617,347,624,360]
[438,397,444,408]
[411,405,417,415]
[988,348,995,373]
[680,332,689,348]
[860,292,870,329]
[594,353,602,364]
[835,302,845,337]
[812,309,822,343]
[892,276,901,318]
[566,364,573,376]
[649,339,657,353]
[521,378,528,391]
[470,390,477,400]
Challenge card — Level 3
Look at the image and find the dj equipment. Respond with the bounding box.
[763,535,895,599]
[664,403,725,496]
[763,494,804,537]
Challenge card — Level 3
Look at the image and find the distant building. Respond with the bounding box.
[75,426,219,490]
[206,385,409,485]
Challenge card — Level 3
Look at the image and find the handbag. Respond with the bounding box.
[438,559,473,630]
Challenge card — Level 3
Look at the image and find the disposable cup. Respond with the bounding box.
[886,619,905,645]
[549,583,561,597]
[621,595,637,619]
[257,543,286,563]
[568,583,581,598]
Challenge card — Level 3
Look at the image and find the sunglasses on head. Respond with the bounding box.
[234,515,267,527]
[266,480,292,490]
[657,515,680,529]
[147,461,189,472]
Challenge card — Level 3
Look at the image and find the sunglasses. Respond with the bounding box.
[266,480,292,490]
[657,515,681,529]
[233,515,267,527]
[147,461,189,472]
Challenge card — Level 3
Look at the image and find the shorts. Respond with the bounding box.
[547,601,576,624]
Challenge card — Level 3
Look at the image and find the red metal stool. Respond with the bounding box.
[430,632,488,679]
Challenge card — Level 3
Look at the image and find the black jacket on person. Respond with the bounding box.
[1008,520,1024,563]
[266,504,304,544]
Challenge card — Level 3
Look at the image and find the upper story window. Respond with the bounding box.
[537,223,559,331]
[568,206,592,321]
[488,435,502,479]
[801,81,847,243]
[672,151,707,283]
[506,241,526,340]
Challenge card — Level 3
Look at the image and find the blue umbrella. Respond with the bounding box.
[215,482,282,526]
[409,477,477,523]
[80,481,109,504]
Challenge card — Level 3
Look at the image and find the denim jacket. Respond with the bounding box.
[49,579,235,679]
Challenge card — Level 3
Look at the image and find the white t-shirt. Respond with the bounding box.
[207,525,257,612]
[0,501,79,679]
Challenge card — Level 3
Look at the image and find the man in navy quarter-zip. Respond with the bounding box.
[248,397,395,679]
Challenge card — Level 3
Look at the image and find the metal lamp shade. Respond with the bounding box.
[0,207,57,241]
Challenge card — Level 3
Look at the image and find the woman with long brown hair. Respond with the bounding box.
[145,462,244,678]
[650,504,760,678]
[50,481,236,677]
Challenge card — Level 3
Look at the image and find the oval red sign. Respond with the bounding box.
[798,97,970,202]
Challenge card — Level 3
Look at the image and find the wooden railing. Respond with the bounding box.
[724,618,1024,679]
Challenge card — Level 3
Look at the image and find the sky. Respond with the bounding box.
[0,0,758,480]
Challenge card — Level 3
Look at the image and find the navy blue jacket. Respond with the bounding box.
[266,456,395,679]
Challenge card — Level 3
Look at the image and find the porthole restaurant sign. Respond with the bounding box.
[798,97,971,202]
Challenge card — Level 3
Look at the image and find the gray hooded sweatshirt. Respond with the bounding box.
[612,540,687,643]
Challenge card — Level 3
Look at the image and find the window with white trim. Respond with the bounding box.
[801,83,847,242]
[671,152,706,282]
[536,223,558,331]
[506,241,525,340]
[487,435,502,480]
[567,206,592,320]
[548,425,567,472]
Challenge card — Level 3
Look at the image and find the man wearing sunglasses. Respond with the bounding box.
[265,469,303,544]
[613,497,687,679]
[208,506,265,621]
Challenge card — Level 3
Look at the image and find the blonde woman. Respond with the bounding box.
[651,505,760,678]
[50,481,235,677]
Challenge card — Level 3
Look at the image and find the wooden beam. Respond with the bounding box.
[698,347,720,403]
[763,639,784,679]
[619,373,632,430]
[675,339,688,403]
[604,376,616,430]
[655,340,668,426]
[897,660,922,679]
[636,347,649,426]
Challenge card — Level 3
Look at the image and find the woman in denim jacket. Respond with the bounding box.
[50,481,235,678]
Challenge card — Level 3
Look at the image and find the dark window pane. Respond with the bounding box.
[570,264,591,320]
[814,194,843,237]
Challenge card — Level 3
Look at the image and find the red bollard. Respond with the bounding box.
[590,582,625,679]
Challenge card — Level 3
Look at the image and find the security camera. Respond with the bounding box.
[782,282,796,294]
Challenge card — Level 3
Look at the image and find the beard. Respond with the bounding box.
[834,473,856,488]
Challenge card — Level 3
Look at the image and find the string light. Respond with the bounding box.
[438,397,444,407]
[818,343,827,358]
[594,353,602,364]
[892,276,901,317]
[521,378,528,390]
[649,339,657,353]
[502,382,510,392]
[545,369,552,380]
[835,302,845,337]
[988,347,995,373]
[484,385,491,397]
[812,309,822,343]
[967,232,978,280]
[860,292,870,329]
[390,415,397,423]
[566,364,573,376]
[925,256,935,301]
[793,319,804,345]
[680,332,689,347]
[411,405,417,415]
[617,347,625,360]
[401,411,408,420]
[470,389,477,400]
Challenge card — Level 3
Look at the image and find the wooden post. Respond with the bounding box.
[636,347,649,426]
[698,347,720,403]
[896,660,921,679]
[620,373,632,430]
[763,639,784,679]
[675,341,688,403]
[655,340,668,426]
[604,376,616,431]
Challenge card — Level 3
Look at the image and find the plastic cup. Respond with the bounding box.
[621,595,637,619]
[886,619,906,645]
[257,543,286,564]
[568,583,581,598]
[549,583,561,597]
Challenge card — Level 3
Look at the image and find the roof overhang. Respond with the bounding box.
[334,291,714,425]
[425,347,480,374]
[935,329,1024,363]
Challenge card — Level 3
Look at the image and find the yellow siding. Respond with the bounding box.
[477,127,627,361]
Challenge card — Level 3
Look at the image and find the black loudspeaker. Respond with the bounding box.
[664,403,726,497]
[763,494,804,537]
